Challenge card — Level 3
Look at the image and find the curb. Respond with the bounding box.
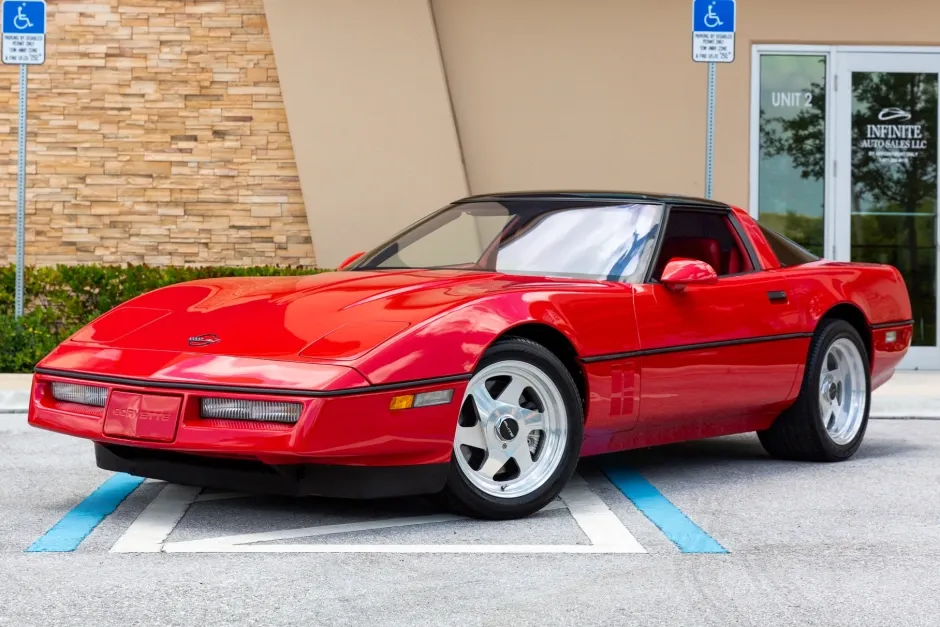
[0,390,28,414]
[870,400,940,421]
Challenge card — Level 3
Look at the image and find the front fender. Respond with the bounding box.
[350,297,571,385]
[352,284,639,385]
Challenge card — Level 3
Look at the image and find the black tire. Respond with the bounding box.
[437,337,583,520]
[758,318,871,462]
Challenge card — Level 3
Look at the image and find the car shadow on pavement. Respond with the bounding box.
[182,431,924,522]
[195,491,441,521]
[588,431,924,476]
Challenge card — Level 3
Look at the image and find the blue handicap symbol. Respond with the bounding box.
[3,1,45,35]
[693,0,735,34]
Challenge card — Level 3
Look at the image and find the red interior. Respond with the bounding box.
[654,236,722,277]
[654,218,755,278]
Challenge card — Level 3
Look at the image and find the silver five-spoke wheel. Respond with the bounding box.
[818,337,867,445]
[758,318,871,462]
[454,360,568,499]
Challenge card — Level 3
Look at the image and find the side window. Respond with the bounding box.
[758,224,819,267]
[651,209,754,280]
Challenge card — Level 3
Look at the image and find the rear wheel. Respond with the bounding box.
[438,337,583,520]
[758,319,871,462]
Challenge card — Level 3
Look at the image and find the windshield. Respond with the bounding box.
[351,200,664,283]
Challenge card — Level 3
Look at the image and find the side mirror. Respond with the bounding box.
[660,258,718,292]
[337,251,365,270]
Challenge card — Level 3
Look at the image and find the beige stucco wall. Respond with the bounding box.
[262,0,468,268]
[432,0,940,210]
[432,0,709,197]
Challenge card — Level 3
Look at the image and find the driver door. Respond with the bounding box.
[633,208,805,430]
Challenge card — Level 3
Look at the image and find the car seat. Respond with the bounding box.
[654,236,722,278]
[723,245,743,274]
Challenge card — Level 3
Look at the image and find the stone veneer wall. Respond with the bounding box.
[0,0,316,267]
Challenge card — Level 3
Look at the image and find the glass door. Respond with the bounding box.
[835,52,940,370]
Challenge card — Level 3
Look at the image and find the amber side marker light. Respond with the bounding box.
[390,389,455,410]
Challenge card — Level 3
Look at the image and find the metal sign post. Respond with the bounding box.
[692,0,735,199]
[2,0,46,318]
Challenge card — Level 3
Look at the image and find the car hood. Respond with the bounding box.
[64,269,538,362]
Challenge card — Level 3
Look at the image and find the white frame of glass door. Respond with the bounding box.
[833,50,940,370]
[750,44,940,370]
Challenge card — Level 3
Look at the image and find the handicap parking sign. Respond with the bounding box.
[692,0,735,63]
[2,0,46,65]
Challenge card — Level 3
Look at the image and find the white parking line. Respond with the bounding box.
[560,472,646,552]
[110,483,201,553]
[165,543,644,554]
[163,500,569,552]
[111,472,648,554]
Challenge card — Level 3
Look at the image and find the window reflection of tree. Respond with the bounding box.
[763,71,938,345]
[759,67,827,256]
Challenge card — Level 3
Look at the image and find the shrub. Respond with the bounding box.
[0,264,327,373]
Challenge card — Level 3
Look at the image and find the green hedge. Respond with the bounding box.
[0,264,327,373]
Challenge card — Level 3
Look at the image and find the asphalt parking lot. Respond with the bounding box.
[2,415,939,626]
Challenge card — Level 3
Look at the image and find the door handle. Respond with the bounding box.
[767,290,788,304]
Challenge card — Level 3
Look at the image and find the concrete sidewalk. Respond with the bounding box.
[867,371,940,419]
[1,371,937,417]
[0,374,30,415]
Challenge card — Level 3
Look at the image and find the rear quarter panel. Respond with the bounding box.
[780,262,912,328]
[775,261,913,388]
[732,206,912,388]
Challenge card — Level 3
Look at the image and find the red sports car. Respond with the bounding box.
[28,191,913,519]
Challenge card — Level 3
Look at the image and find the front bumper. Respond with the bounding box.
[95,443,450,499]
[28,368,468,497]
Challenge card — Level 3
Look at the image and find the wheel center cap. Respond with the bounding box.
[828,382,838,400]
[495,416,520,441]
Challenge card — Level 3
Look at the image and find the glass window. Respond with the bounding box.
[757,54,828,257]
[384,210,513,269]
[354,201,664,283]
[495,204,662,281]
[849,71,938,347]
[758,224,819,267]
[651,209,755,278]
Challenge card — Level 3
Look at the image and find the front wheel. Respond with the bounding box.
[758,319,871,462]
[438,337,583,520]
